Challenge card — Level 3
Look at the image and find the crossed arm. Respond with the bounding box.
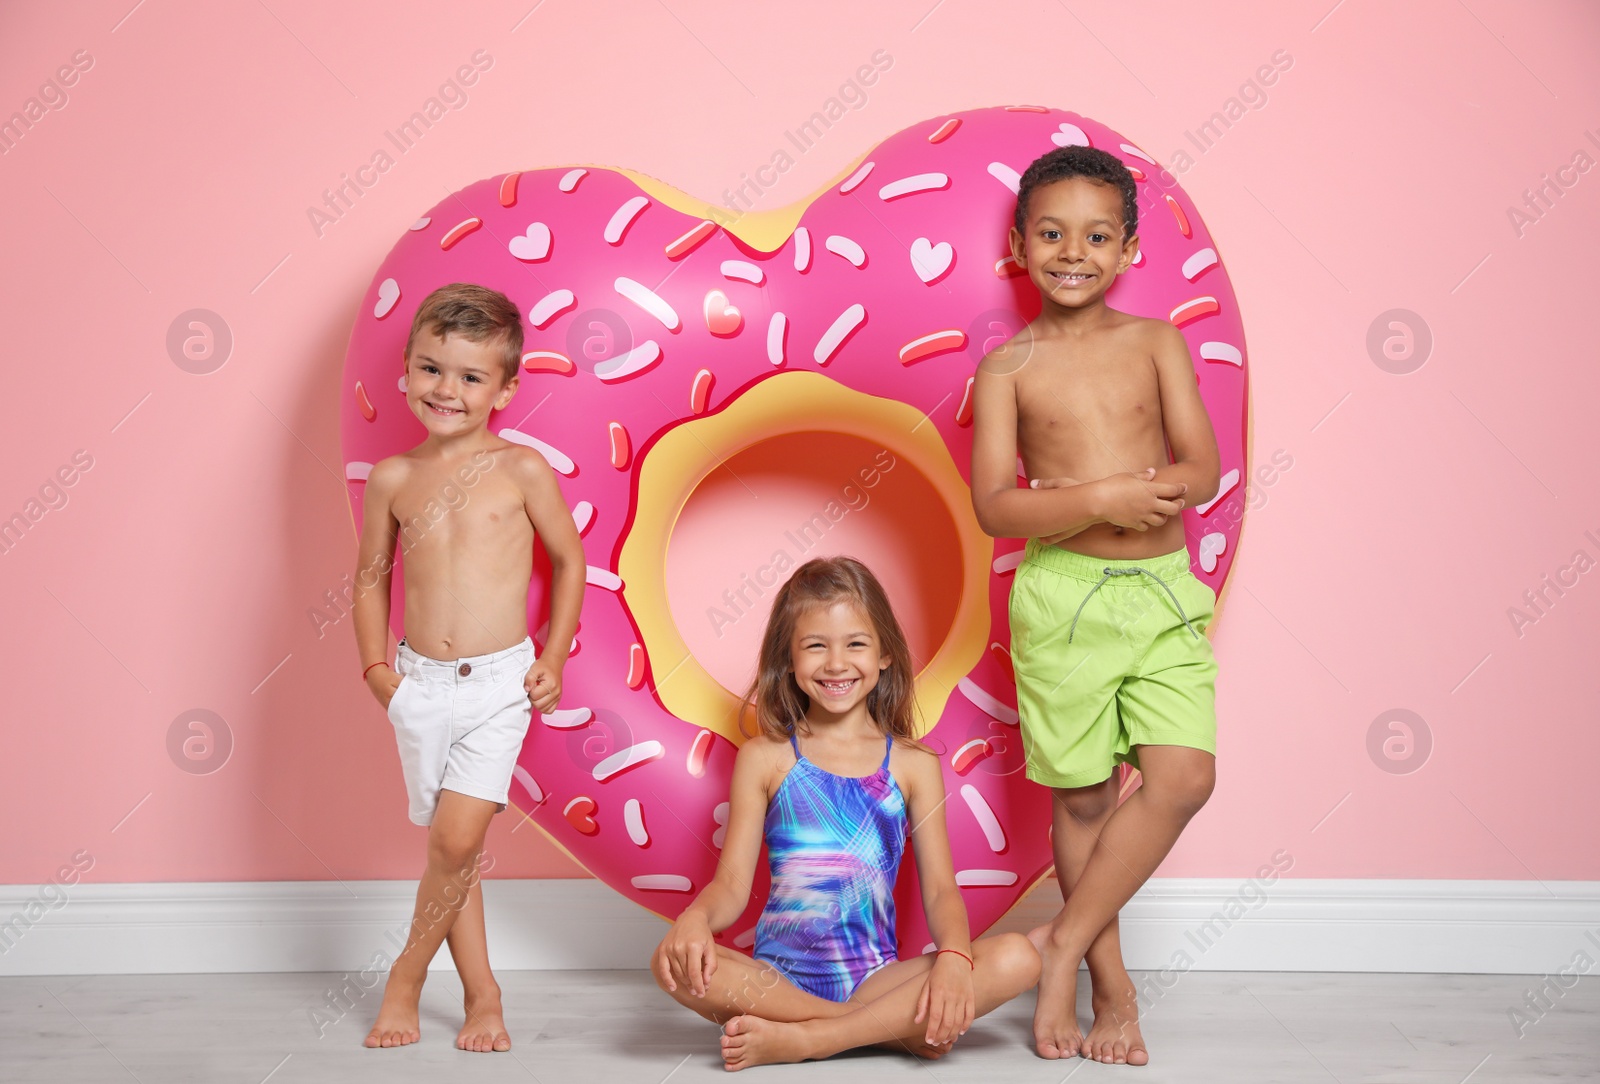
[967,323,1218,540]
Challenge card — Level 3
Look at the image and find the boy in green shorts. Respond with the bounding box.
[969,146,1222,1066]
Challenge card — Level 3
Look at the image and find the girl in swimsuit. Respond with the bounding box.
[651,556,1041,1070]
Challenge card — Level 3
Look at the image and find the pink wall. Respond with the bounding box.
[2,0,1596,888]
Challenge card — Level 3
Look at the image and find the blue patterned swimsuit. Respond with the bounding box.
[752,733,908,1002]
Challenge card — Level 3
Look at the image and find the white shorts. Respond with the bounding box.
[388,636,536,826]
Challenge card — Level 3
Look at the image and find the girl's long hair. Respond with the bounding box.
[743,556,921,745]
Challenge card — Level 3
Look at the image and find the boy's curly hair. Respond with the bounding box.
[404,283,523,385]
[1014,145,1138,241]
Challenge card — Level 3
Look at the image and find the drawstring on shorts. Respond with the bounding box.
[1066,566,1200,645]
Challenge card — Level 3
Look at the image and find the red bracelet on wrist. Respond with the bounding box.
[362,661,390,681]
[936,947,974,969]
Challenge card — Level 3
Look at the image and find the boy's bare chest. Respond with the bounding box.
[393,470,531,552]
[1014,352,1162,438]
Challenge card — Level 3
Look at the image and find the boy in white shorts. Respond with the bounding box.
[388,635,537,826]
[353,283,586,1053]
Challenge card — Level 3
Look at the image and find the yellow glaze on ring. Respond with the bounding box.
[618,371,990,746]
[615,154,869,254]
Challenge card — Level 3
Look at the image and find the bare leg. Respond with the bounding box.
[444,871,511,1052]
[1031,775,1141,1060]
[1031,746,1214,1064]
[719,933,1040,1070]
[366,791,499,1049]
[655,944,855,1027]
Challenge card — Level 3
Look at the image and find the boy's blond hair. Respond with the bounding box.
[404,283,523,384]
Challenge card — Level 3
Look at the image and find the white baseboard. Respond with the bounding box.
[1,878,1596,977]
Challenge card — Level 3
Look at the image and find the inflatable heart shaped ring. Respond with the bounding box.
[340,106,1249,954]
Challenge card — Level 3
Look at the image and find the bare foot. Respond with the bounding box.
[1082,982,1147,1065]
[364,974,422,1049]
[457,985,511,1053]
[720,1015,815,1070]
[892,1037,952,1060]
[1028,924,1084,1059]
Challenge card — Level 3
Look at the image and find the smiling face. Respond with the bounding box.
[403,328,519,437]
[1009,176,1138,312]
[789,598,892,725]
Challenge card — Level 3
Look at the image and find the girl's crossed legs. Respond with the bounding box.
[657,934,1040,1070]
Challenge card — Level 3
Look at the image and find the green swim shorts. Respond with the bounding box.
[1008,538,1218,788]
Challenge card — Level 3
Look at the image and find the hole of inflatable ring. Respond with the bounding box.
[669,430,959,694]
[619,371,990,747]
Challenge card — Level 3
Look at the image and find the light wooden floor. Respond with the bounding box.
[3,969,1595,1083]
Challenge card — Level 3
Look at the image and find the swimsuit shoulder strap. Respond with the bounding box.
[789,731,801,759]
[881,734,893,769]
